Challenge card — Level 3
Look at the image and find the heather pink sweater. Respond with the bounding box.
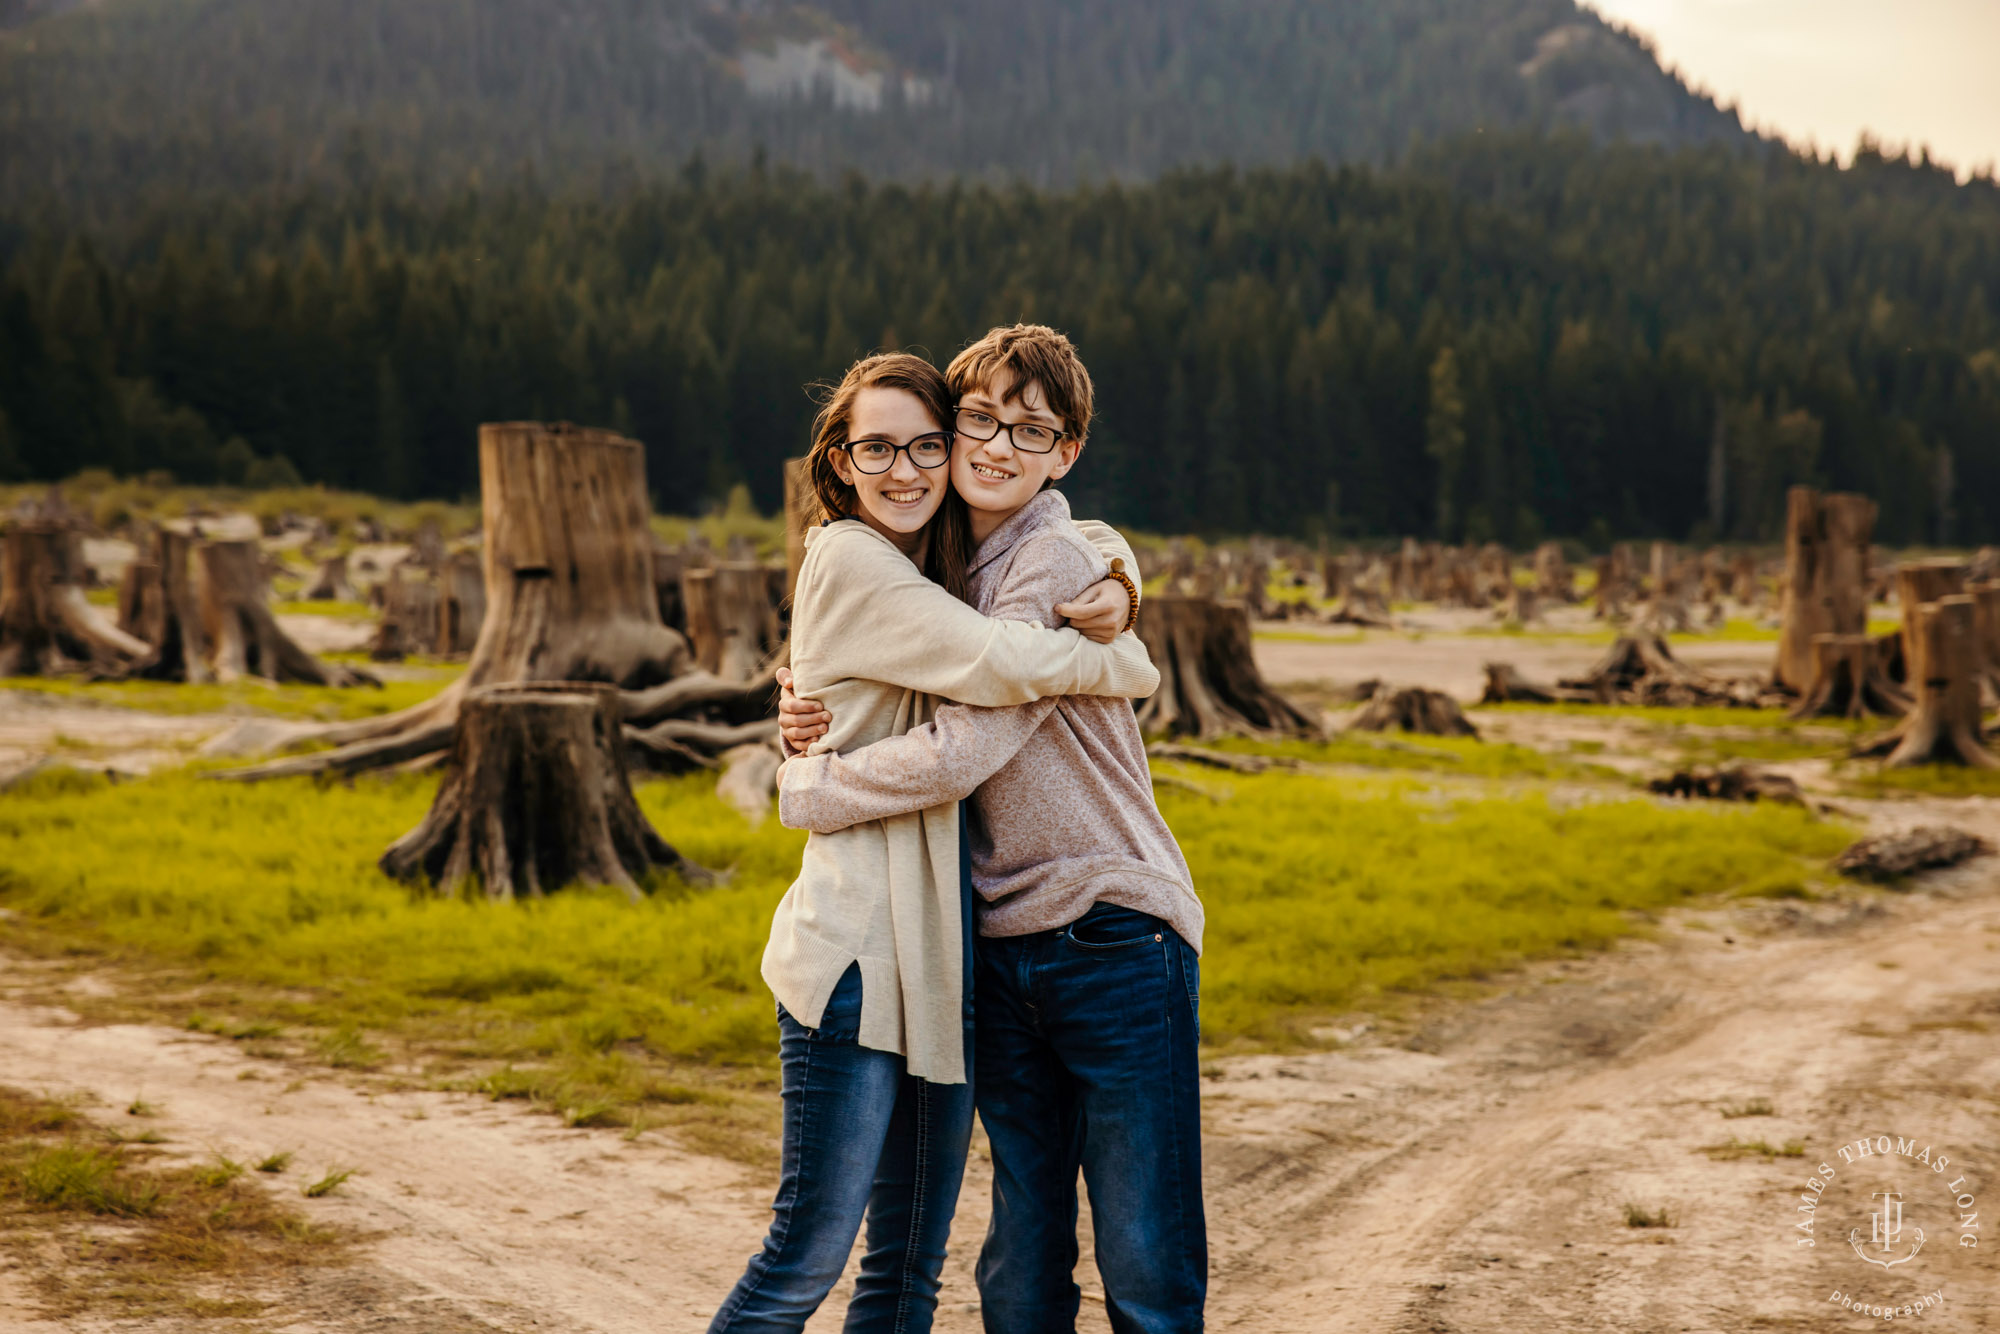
[778,492,1202,952]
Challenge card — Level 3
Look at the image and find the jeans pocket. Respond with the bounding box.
[1064,904,1165,952]
[804,961,864,1043]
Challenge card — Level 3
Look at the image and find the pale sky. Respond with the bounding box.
[1583,0,2000,177]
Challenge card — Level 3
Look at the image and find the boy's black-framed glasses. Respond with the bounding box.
[955,406,1067,454]
[843,433,953,474]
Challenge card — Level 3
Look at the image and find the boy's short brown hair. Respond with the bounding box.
[945,324,1094,443]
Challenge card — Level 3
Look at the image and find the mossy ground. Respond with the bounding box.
[1,729,1853,1140]
[0,1085,351,1319]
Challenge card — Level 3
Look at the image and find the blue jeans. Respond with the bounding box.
[972,904,1207,1334]
[710,963,977,1334]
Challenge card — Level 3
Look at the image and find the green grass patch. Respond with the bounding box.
[1,671,458,722]
[1839,763,2000,799]
[0,742,1851,1154]
[1701,1138,1806,1161]
[0,1085,349,1320]
[270,599,372,619]
[1252,628,1364,644]
[1187,731,1618,783]
[1154,771,1851,1046]
[0,766,802,1159]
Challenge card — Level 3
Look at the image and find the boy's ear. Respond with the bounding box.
[1046,436,1084,482]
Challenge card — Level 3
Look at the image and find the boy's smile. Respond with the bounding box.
[950,366,1083,543]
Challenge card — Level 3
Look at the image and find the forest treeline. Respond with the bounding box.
[0,0,1739,210]
[2,133,1997,544]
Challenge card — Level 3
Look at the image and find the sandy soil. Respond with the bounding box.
[3,794,1995,1333]
[1250,610,1776,702]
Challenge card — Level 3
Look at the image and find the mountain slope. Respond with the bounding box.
[0,0,1750,209]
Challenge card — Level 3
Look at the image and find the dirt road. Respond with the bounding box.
[3,810,1996,1333]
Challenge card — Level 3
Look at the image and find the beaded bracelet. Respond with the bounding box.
[1106,558,1141,634]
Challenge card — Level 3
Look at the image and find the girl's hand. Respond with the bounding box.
[1055,578,1131,643]
[775,666,831,748]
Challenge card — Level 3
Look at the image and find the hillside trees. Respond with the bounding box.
[0,135,1996,542]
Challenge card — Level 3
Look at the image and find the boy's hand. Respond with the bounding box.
[1055,578,1131,643]
[775,666,831,748]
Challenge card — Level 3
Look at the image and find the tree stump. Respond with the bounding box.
[371,566,440,661]
[303,554,357,602]
[1647,764,1807,806]
[379,683,712,900]
[1533,542,1573,602]
[437,551,486,656]
[1895,559,1967,685]
[1788,633,1910,721]
[223,422,696,780]
[1972,581,2000,699]
[782,457,812,604]
[0,522,151,676]
[652,543,686,634]
[681,567,719,674]
[1349,686,1479,738]
[1859,597,1998,769]
[1502,584,1538,625]
[1134,595,1317,739]
[1774,487,1875,693]
[1480,662,1573,704]
[708,561,782,682]
[121,529,214,683]
[199,539,373,686]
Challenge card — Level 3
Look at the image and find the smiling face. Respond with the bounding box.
[950,366,1084,541]
[827,385,952,555]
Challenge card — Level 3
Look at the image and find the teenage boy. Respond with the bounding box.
[775,324,1205,1334]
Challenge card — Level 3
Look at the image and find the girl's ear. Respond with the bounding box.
[829,450,855,487]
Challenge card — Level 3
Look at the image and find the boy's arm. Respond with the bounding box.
[778,699,1057,833]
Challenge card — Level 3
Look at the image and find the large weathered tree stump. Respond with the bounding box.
[379,683,712,900]
[437,551,486,656]
[199,539,373,686]
[224,422,696,780]
[1774,487,1875,693]
[0,522,151,676]
[1788,633,1910,721]
[1135,595,1317,739]
[120,529,214,683]
[1856,597,1997,769]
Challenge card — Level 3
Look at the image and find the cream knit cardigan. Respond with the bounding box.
[761,518,1156,1083]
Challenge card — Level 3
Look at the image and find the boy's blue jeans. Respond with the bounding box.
[709,963,976,1334]
[972,903,1207,1334]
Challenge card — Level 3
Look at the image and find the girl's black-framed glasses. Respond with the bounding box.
[843,433,953,474]
[955,406,1067,454]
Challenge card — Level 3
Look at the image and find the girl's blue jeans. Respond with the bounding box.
[708,963,975,1334]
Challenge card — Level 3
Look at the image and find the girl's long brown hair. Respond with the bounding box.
[805,353,974,603]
